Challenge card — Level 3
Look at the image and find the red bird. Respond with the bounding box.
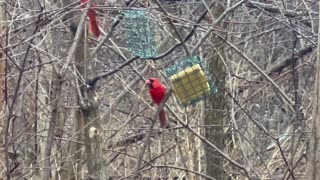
[146,78,168,128]
[81,0,101,37]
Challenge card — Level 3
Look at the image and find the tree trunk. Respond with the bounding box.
[0,0,5,145]
[204,60,226,180]
[204,3,226,180]
[42,72,63,179]
[306,3,320,179]
[74,25,107,180]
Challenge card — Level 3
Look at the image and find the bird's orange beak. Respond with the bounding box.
[146,79,151,85]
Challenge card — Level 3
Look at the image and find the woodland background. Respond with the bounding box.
[1,0,320,179]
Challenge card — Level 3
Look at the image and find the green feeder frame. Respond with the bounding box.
[122,9,157,58]
[165,56,217,106]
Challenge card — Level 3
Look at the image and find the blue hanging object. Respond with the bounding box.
[165,56,217,106]
[122,9,157,58]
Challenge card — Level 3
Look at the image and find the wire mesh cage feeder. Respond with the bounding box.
[122,9,157,58]
[165,56,217,106]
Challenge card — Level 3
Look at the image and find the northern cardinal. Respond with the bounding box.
[80,0,101,37]
[146,78,168,128]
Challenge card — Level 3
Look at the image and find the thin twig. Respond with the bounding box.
[166,106,252,179]
[133,89,173,178]
[59,4,88,75]
[212,31,295,105]
[154,0,190,56]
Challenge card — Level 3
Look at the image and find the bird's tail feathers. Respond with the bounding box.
[88,9,100,37]
[159,109,168,128]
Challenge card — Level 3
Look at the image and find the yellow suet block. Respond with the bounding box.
[169,64,210,105]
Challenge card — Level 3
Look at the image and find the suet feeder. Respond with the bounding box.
[122,9,157,58]
[165,56,217,106]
